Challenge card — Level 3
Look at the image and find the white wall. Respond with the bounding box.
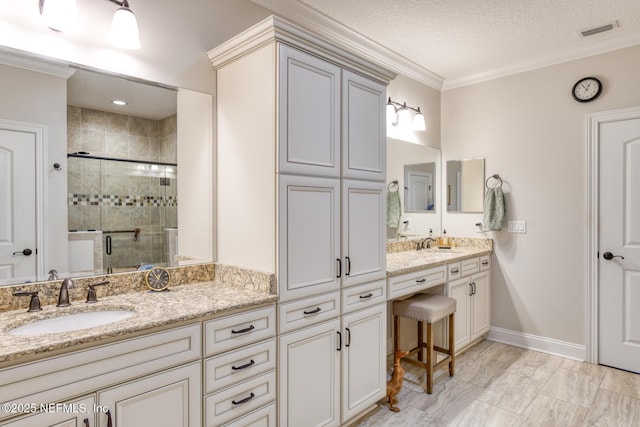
[442,44,640,348]
[0,63,68,276]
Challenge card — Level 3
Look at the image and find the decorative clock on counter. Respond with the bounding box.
[572,76,602,103]
[145,266,171,291]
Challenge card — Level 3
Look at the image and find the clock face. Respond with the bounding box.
[145,267,170,291]
[572,77,602,103]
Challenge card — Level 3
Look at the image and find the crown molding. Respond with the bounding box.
[250,0,444,90]
[0,48,76,79]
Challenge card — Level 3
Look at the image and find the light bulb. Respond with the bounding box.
[397,107,411,128]
[413,110,426,131]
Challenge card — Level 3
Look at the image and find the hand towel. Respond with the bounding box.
[482,187,505,231]
[386,190,402,228]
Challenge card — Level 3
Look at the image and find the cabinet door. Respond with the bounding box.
[278,319,340,427]
[448,277,471,350]
[0,396,94,427]
[342,180,386,287]
[278,44,341,177]
[470,271,491,341]
[341,70,386,181]
[341,304,386,423]
[97,362,200,427]
[279,175,341,301]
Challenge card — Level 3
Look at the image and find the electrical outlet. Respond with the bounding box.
[508,220,527,233]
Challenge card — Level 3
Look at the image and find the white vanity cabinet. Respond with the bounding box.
[0,325,202,427]
[0,396,94,427]
[447,256,491,352]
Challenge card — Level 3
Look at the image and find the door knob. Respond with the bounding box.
[12,249,33,256]
[603,251,624,260]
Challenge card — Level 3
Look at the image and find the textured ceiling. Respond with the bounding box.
[296,0,640,87]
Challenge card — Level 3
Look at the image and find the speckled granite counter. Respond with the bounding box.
[387,246,492,277]
[0,281,277,366]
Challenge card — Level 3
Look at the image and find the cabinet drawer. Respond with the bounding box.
[342,279,386,314]
[460,257,480,276]
[205,306,276,357]
[205,371,276,427]
[480,255,490,271]
[387,265,446,299]
[205,339,276,394]
[221,402,276,427]
[278,291,340,334]
[447,262,462,281]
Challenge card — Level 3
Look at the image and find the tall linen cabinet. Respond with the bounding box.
[209,16,395,427]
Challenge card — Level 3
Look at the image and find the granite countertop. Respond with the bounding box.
[387,246,492,277]
[0,281,277,366]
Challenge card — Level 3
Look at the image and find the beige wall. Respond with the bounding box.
[441,44,640,346]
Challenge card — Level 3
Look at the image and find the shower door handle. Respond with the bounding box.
[106,236,112,255]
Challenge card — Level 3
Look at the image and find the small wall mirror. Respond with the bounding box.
[446,158,485,213]
[404,162,436,212]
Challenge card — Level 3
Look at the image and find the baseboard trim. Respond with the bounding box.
[487,327,586,361]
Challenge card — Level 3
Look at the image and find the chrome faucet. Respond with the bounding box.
[48,269,58,280]
[57,278,74,307]
[417,237,436,250]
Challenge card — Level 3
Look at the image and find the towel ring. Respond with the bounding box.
[387,180,399,192]
[485,174,503,189]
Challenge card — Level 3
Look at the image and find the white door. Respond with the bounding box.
[0,124,38,284]
[599,117,640,373]
[406,171,432,211]
[278,44,341,177]
[341,70,386,181]
[278,319,341,427]
[278,175,341,302]
[341,304,386,423]
[341,180,386,288]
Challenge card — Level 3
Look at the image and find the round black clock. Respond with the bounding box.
[145,267,170,291]
[572,77,602,103]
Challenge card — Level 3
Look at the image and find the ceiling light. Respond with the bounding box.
[386,97,426,131]
[111,99,127,106]
[39,0,79,33]
[38,0,141,49]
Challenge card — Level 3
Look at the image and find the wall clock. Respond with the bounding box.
[145,266,171,291]
[572,77,602,103]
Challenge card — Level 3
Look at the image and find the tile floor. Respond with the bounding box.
[354,340,640,426]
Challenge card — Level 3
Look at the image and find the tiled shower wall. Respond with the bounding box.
[67,106,177,269]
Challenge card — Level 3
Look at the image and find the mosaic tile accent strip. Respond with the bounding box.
[69,194,177,207]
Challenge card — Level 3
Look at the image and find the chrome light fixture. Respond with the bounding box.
[386,97,426,131]
[39,0,141,50]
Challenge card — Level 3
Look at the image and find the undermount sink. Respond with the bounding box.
[8,310,136,336]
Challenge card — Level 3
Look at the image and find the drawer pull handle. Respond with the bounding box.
[304,307,322,315]
[481,260,489,265]
[416,278,427,283]
[84,419,90,427]
[106,410,113,427]
[231,325,255,334]
[346,327,351,347]
[450,268,459,274]
[359,293,373,299]
[232,359,256,371]
[345,256,351,276]
[337,331,342,351]
[232,392,255,406]
[336,258,342,278]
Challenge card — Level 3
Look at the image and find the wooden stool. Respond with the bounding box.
[393,293,456,394]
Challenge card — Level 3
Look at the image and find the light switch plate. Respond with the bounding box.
[508,220,527,233]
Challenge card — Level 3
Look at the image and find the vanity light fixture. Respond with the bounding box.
[38,0,141,49]
[386,97,426,131]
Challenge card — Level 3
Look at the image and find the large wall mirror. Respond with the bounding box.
[387,139,441,239]
[446,158,485,213]
[0,50,213,286]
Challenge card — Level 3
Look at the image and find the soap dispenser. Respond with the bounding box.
[440,229,450,248]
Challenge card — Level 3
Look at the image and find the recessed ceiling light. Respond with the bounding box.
[112,99,127,106]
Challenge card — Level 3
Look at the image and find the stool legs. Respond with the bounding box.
[448,312,455,376]
[426,321,434,393]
